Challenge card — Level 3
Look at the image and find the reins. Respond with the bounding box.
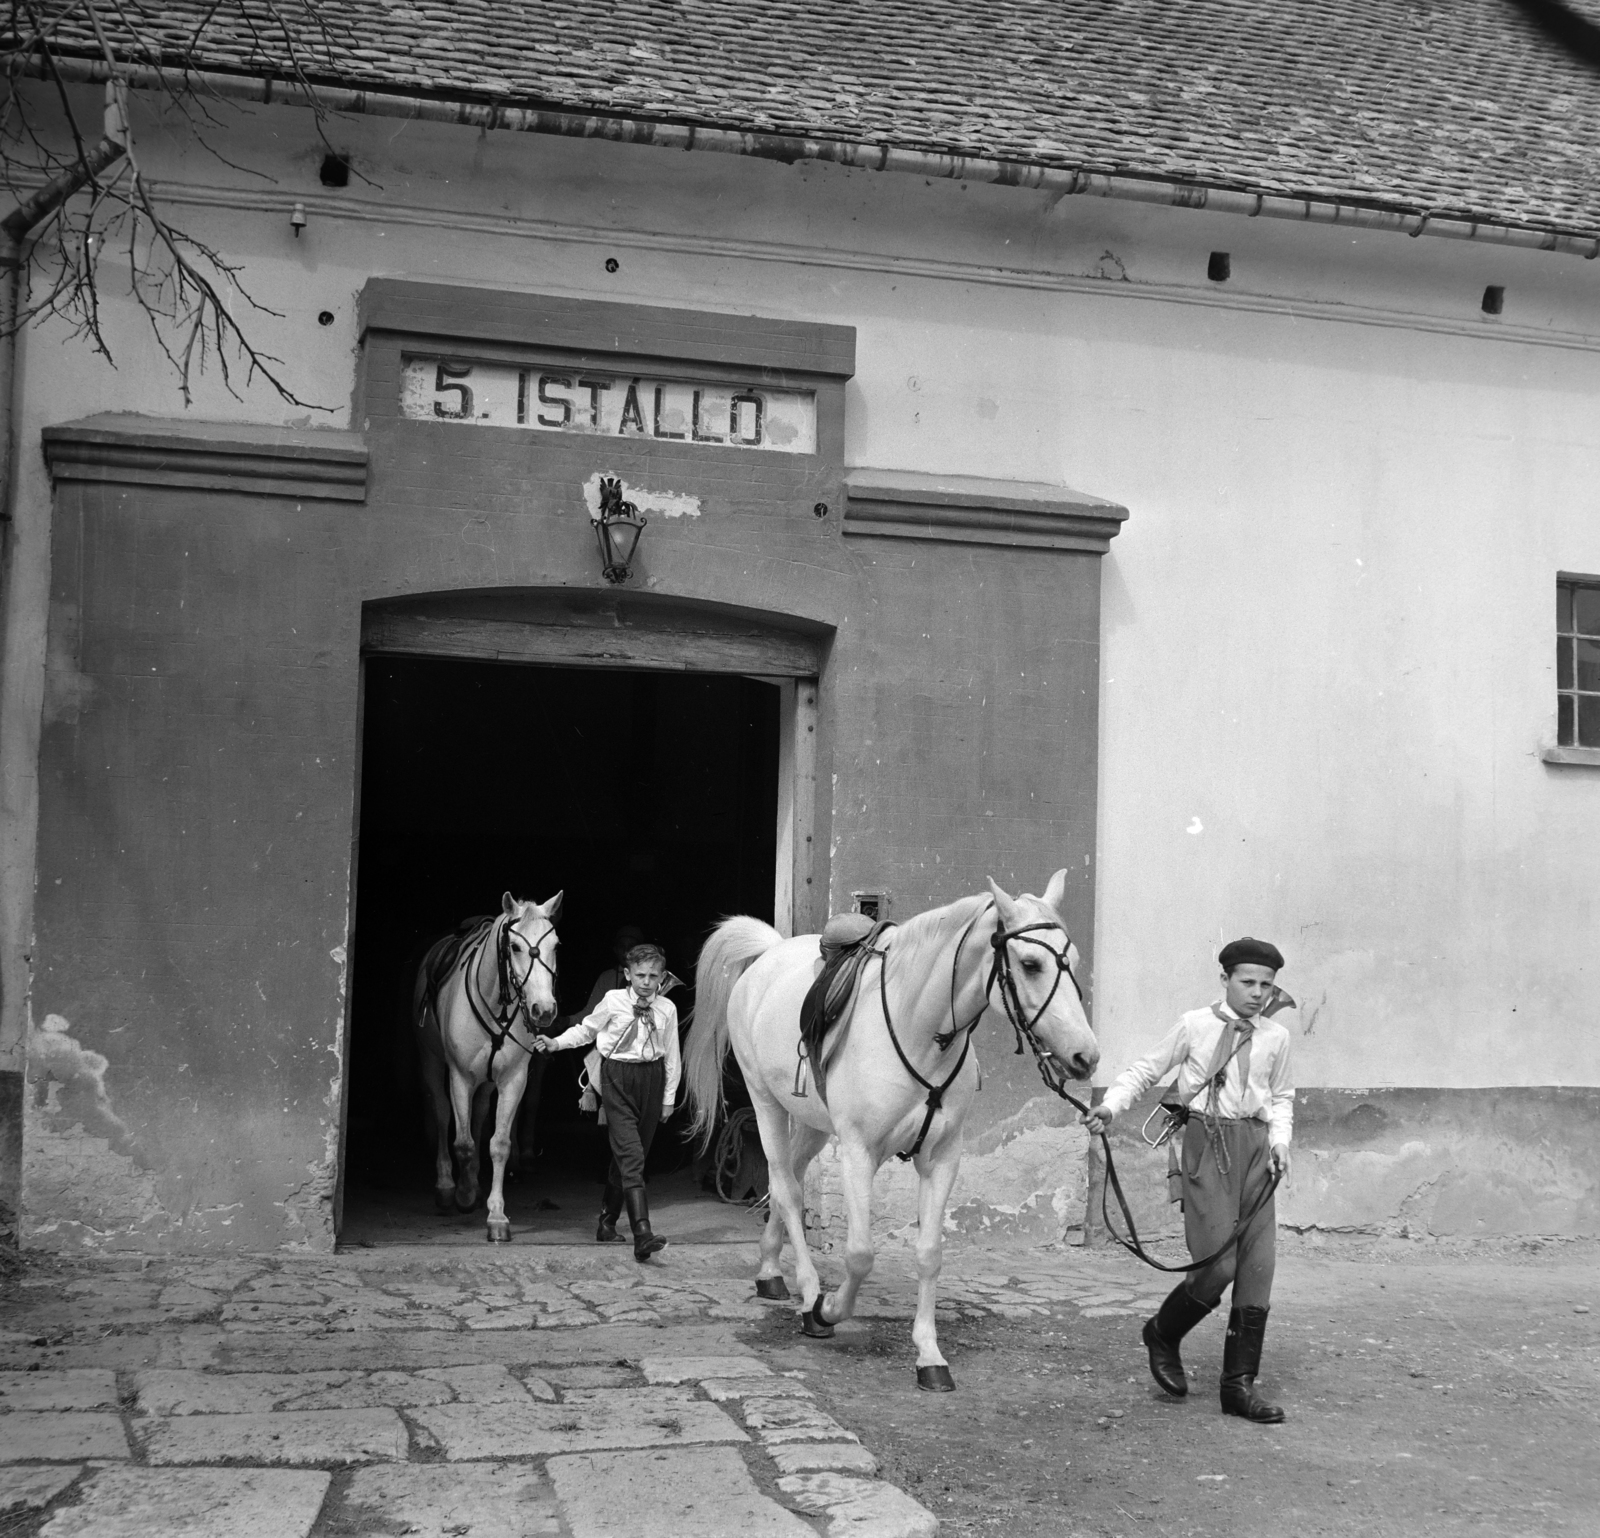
[445,913,558,1072]
[877,898,1278,1271]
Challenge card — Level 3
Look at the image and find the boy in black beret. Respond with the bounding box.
[1082,937,1295,1423]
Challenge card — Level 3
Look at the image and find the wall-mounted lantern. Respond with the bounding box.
[593,476,647,584]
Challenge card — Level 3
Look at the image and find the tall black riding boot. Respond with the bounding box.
[1142,1284,1215,1397]
[1220,1305,1286,1423]
[596,1182,625,1243]
[624,1187,667,1262]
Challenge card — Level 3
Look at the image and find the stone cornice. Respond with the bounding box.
[843,468,1128,554]
[42,416,369,502]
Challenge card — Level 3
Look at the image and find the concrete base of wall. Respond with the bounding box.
[801,1085,1600,1256]
[0,1068,21,1247]
[1084,1086,1600,1248]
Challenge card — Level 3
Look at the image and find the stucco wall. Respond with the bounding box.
[4,85,1598,1249]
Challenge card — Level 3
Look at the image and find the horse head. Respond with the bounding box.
[985,871,1099,1081]
[501,889,562,1026]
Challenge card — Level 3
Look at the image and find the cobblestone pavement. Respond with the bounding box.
[0,1233,1157,1538]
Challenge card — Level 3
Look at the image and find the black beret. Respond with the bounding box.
[1218,936,1284,972]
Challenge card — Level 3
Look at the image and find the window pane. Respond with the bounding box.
[1580,693,1600,748]
[1559,637,1574,689]
[1574,585,1600,636]
[1558,582,1574,633]
[1579,638,1600,692]
[1559,694,1576,746]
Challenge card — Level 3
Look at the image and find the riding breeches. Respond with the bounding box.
[600,1057,666,1192]
[1180,1116,1276,1311]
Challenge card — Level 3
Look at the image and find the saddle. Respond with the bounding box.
[421,914,493,1016]
[795,914,893,1100]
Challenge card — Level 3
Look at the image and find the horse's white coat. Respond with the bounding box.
[684,872,1099,1381]
[415,892,562,1242]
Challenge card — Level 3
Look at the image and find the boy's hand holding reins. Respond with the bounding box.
[1080,1105,1114,1137]
[1270,1143,1291,1178]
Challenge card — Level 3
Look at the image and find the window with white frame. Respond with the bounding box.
[1557,575,1600,749]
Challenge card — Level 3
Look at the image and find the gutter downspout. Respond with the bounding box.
[28,55,1600,263]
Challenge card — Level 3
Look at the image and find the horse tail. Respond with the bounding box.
[685,916,784,1154]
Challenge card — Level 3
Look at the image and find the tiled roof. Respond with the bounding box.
[31,0,1600,237]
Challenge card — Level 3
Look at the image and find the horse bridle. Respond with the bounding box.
[881,901,1086,1163]
[458,913,558,1071]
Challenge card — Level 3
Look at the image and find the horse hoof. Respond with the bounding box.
[485,1221,512,1244]
[455,1191,479,1214]
[755,1276,791,1301]
[434,1191,454,1215]
[800,1296,834,1339]
[917,1365,956,1392]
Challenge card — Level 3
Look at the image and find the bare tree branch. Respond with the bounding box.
[1,0,360,409]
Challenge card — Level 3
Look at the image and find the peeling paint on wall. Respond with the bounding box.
[581,471,702,521]
[22,1014,179,1248]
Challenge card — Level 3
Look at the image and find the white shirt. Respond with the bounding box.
[1101,1003,1294,1148]
[550,988,681,1109]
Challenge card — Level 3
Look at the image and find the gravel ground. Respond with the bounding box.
[751,1237,1600,1538]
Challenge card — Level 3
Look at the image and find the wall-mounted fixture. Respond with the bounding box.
[1482,285,1505,315]
[852,892,885,921]
[1207,251,1231,282]
[290,202,307,238]
[593,476,647,583]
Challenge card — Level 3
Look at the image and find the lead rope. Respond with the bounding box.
[1005,1000,1280,1274]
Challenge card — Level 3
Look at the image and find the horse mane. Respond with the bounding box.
[885,892,995,989]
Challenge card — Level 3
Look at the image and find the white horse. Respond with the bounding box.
[684,871,1099,1389]
[414,891,562,1243]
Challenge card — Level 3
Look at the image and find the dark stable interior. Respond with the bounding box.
[342,655,778,1237]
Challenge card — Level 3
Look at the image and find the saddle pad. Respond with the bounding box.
[798,917,894,1094]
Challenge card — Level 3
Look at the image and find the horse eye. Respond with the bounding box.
[1022,958,1043,975]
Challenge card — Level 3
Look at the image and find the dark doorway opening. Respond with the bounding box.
[341,655,780,1245]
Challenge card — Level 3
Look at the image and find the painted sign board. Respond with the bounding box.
[399,357,817,454]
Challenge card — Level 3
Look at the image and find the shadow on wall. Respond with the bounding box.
[1083,1084,1600,1243]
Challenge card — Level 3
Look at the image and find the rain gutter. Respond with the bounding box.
[32,55,1600,262]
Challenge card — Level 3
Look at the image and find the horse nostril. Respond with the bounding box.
[1070,1052,1095,1078]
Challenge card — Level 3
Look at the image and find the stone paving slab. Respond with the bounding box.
[0,1371,118,1410]
[548,1446,816,1538]
[337,1461,562,1537]
[0,1413,131,1461]
[0,1464,84,1511]
[742,1398,860,1443]
[411,1394,748,1459]
[133,1365,538,1415]
[768,1443,881,1476]
[703,1376,813,1401]
[641,1354,768,1384]
[38,1466,332,1538]
[139,1408,410,1466]
[210,1323,747,1373]
[777,1472,939,1537]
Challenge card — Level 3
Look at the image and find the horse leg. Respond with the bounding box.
[421,1052,456,1214]
[750,1099,823,1314]
[909,1140,963,1390]
[817,1137,877,1330]
[448,1066,481,1212]
[756,1119,828,1301]
[512,1055,545,1173]
[483,1059,529,1244]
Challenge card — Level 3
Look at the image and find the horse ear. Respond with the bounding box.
[501,891,518,915]
[543,890,564,922]
[986,877,1019,927]
[1041,868,1068,917]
